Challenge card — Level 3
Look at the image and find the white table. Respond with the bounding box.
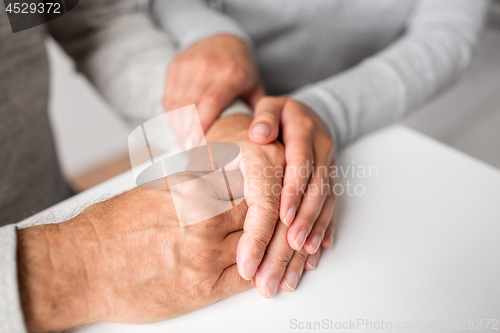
[21,125,500,333]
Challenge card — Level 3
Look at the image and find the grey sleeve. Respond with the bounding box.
[151,0,253,49]
[151,0,255,119]
[291,0,489,149]
[48,0,176,126]
[0,225,27,333]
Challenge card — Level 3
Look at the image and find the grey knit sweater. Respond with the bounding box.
[0,0,488,331]
[153,0,489,148]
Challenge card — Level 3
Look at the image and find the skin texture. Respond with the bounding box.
[205,115,327,298]
[17,178,253,332]
[163,34,336,286]
[16,115,325,332]
[248,97,336,255]
[164,35,264,148]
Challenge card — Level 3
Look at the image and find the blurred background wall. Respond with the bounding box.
[47,1,500,191]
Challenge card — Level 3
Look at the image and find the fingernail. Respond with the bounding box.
[250,124,270,139]
[285,272,299,291]
[266,280,279,298]
[283,205,296,227]
[241,260,259,281]
[306,254,317,269]
[294,229,308,250]
[307,235,322,254]
[185,133,200,151]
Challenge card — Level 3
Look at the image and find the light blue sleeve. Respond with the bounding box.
[0,224,27,333]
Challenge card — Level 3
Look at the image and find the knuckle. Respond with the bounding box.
[300,211,320,229]
[286,101,304,115]
[254,196,281,220]
[301,117,315,132]
[175,55,195,71]
[250,230,273,252]
[269,250,294,268]
[199,56,214,71]
[245,201,281,248]
[295,249,309,262]
[202,92,220,106]
[225,63,246,80]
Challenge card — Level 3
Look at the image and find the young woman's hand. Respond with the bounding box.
[205,114,330,297]
[248,97,336,256]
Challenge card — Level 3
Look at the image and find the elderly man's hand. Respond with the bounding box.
[205,114,322,298]
[17,179,253,332]
[249,97,336,255]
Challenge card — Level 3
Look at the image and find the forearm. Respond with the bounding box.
[17,217,105,333]
[1,204,101,333]
[292,0,488,149]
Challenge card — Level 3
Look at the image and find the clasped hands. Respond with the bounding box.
[164,35,337,299]
[18,115,335,332]
[17,35,336,333]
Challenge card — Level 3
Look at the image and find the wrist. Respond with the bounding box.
[205,114,252,143]
[17,217,106,332]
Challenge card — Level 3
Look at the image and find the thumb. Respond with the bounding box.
[249,96,285,144]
